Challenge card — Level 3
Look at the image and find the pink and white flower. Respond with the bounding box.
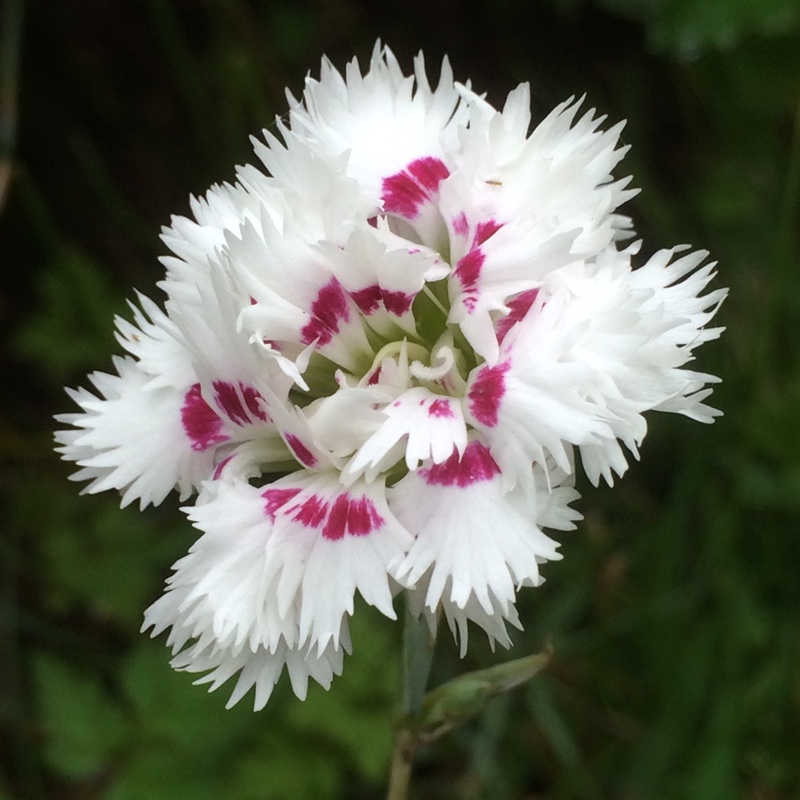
[56,42,726,709]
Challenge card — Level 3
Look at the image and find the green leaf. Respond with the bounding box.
[104,748,226,800]
[287,605,399,780]
[33,653,129,778]
[600,0,800,57]
[121,641,253,756]
[230,731,342,800]
[13,246,127,382]
[24,479,188,629]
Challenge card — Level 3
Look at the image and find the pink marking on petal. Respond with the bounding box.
[496,289,540,343]
[382,174,427,217]
[382,157,450,218]
[420,440,500,487]
[323,496,349,540]
[213,381,269,426]
[269,490,385,540]
[292,494,329,528]
[382,289,414,316]
[428,398,455,418]
[322,494,384,541]
[367,367,382,385]
[452,212,468,236]
[408,158,450,191]
[474,219,503,246]
[212,454,235,480]
[350,284,382,315]
[244,387,268,420]
[181,383,228,452]
[286,434,318,468]
[301,278,351,346]
[468,361,511,427]
[350,284,414,318]
[350,496,385,534]
[453,248,485,312]
[262,487,301,520]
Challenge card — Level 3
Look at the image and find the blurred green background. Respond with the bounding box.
[1,0,799,798]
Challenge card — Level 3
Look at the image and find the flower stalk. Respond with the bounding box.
[388,612,553,799]
[387,604,437,800]
[386,728,415,800]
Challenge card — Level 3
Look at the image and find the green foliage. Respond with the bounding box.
[14,247,127,383]
[600,0,800,57]
[105,750,227,800]
[287,607,399,783]
[33,655,129,779]
[229,731,343,800]
[29,486,187,628]
[121,642,256,756]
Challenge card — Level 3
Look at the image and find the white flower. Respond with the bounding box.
[56,41,726,709]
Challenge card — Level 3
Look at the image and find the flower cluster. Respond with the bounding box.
[57,43,726,709]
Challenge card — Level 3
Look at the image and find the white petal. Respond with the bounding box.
[390,440,567,643]
[346,386,468,480]
[288,43,467,202]
[142,477,357,709]
[114,293,195,389]
[305,384,394,459]
[318,226,437,338]
[447,221,578,364]
[229,216,372,372]
[466,242,726,487]
[405,572,521,656]
[260,473,413,653]
[55,357,215,508]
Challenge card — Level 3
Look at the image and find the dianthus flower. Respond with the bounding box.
[56,43,726,709]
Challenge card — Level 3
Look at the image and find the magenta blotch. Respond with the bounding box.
[350,284,382,315]
[212,454,235,480]
[452,219,504,312]
[266,490,384,540]
[468,361,511,427]
[452,212,469,236]
[322,494,384,540]
[286,434,318,468]
[262,487,302,520]
[292,494,329,528]
[213,381,269,426]
[382,157,450,218]
[350,284,414,317]
[453,248,485,312]
[382,289,414,316]
[496,289,540,343]
[428,398,455,418]
[474,219,503,246]
[181,383,228,451]
[420,440,501,487]
[301,278,351,346]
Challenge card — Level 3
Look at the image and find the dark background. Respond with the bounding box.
[1,0,799,798]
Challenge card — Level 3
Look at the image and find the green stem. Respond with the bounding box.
[386,729,414,800]
[402,604,436,715]
[386,603,436,800]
